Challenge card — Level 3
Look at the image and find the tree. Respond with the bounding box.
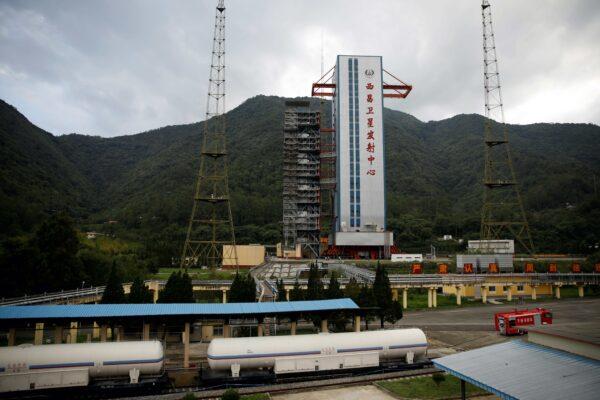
[129,276,153,303]
[290,279,304,301]
[373,261,393,328]
[101,262,126,304]
[325,271,344,299]
[158,271,194,303]
[228,272,256,303]
[34,213,83,292]
[276,278,286,301]
[306,263,324,300]
[357,284,376,330]
[344,277,361,303]
[385,300,403,326]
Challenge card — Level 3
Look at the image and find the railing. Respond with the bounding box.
[0,286,105,306]
[2,272,598,307]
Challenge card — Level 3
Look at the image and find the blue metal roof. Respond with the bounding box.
[0,299,359,320]
[433,340,600,400]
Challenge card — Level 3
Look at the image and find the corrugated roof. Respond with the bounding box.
[433,340,600,400]
[0,299,359,320]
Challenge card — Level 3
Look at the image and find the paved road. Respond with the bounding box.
[396,297,600,331]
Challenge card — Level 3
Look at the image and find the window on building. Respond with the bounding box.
[214,326,224,337]
[517,285,524,292]
[489,286,496,292]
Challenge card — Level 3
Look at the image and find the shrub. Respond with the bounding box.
[221,388,240,400]
[432,372,446,386]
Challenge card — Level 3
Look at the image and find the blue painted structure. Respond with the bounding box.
[0,299,359,322]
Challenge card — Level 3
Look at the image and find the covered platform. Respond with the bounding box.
[0,299,361,368]
[433,340,600,400]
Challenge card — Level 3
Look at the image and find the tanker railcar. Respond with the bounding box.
[0,341,164,394]
[207,328,428,376]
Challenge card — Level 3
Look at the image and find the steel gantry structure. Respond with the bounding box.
[480,0,534,254]
[181,0,238,270]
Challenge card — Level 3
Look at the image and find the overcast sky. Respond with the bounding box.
[1,0,599,137]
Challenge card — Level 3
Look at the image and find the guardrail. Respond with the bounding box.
[2,272,598,307]
[0,286,106,306]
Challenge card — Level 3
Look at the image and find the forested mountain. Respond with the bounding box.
[1,96,598,253]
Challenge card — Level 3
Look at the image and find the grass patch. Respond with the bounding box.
[377,374,488,399]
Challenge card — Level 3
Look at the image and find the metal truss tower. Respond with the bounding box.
[283,101,321,257]
[480,0,534,254]
[181,0,238,270]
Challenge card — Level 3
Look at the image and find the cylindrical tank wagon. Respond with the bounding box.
[0,341,164,393]
[208,328,427,375]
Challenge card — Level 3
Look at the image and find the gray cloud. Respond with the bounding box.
[0,0,598,137]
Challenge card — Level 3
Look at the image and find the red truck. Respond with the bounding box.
[494,308,553,336]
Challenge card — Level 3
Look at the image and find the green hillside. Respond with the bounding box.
[0,96,598,253]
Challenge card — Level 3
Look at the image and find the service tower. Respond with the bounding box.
[313,55,411,259]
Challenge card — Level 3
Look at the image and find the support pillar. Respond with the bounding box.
[432,288,437,307]
[8,328,16,346]
[285,289,290,301]
[403,288,408,309]
[92,322,100,339]
[482,286,488,304]
[507,286,513,302]
[152,281,159,303]
[143,323,150,340]
[290,321,297,335]
[555,285,561,299]
[392,289,398,301]
[100,325,108,342]
[116,326,124,342]
[69,322,78,344]
[222,289,227,304]
[354,315,361,332]
[461,379,466,400]
[257,323,264,337]
[34,322,44,345]
[183,322,190,368]
[578,285,584,298]
[456,286,462,306]
[54,326,63,344]
[321,319,328,333]
[223,324,231,338]
[531,286,537,300]
[427,288,433,308]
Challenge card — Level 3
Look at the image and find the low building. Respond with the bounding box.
[456,253,513,272]
[468,239,514,254]
[222,245,266,269]
[391,254,423,263]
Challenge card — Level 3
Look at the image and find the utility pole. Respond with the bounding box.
[181,0,238,271]
[480,0,534,254]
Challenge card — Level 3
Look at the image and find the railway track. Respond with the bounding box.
[119,362,437,400]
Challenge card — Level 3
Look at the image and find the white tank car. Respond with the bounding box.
[0,341,164,392]
[207,328,427,371]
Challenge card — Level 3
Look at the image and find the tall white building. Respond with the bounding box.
[312,54,412,259]
[334,56,391,256]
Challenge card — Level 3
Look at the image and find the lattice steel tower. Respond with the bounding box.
[480,0,534,254]
[181,0,238,270]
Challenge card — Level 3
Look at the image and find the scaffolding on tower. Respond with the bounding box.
[480,0,534,254]
[180,0,238,270]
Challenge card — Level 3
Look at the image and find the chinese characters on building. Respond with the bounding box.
[365,82,376,176]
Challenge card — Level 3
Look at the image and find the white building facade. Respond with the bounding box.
[334,55,392,250]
